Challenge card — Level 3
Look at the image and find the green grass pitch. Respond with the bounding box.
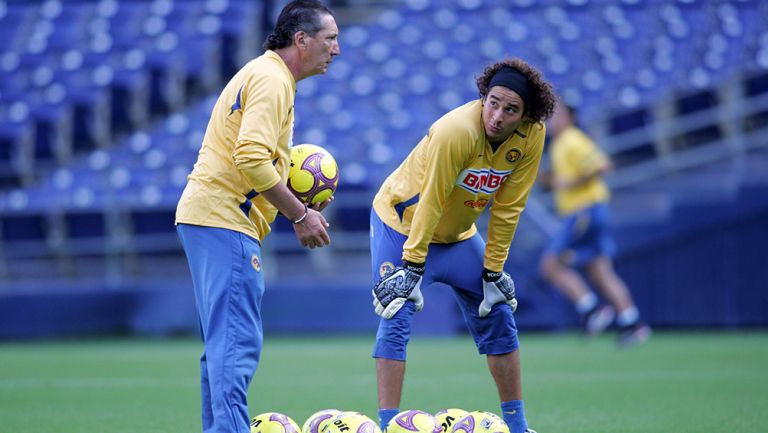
[1,332,766,433]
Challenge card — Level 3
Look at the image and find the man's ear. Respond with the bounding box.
[294,31,308,50]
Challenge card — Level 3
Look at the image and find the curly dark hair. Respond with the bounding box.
[263,0,334,51]
[475,58,556,123]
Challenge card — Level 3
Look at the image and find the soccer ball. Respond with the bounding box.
[385,410,441,433]
[288,143,339,205]
[303,409,342,433]
[321,411,381,433]
[251,412,302,433]
[450,412,509,433]
[434,409,469,433]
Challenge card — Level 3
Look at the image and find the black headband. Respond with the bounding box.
[488,67,530,106]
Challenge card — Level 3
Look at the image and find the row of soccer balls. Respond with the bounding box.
[250,408,512,433]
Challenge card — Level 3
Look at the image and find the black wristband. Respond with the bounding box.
[402,260,425,274]
[482,268,503,282]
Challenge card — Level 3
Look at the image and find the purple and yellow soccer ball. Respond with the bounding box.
[450,411,509,433]
[385,410,442,433]
[434,409,469,433]
[251,412,302,433]
[321,411,381,433]
[303,409,342,433]
[288,143,339,205]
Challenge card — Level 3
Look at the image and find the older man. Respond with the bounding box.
[176,1,340,432]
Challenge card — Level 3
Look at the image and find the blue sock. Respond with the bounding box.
[500,400,527,433]
[378,408,399,431]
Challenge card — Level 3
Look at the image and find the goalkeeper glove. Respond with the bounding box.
[478,268,517,318]
[372,260,425,319]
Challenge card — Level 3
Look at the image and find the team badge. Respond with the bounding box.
[505,148,522,163]
[251,254,261,272]
[379,261,395,277]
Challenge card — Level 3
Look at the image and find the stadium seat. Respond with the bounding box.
[65,211,106,239]
[1,0,767,271]
[1,214,47,242]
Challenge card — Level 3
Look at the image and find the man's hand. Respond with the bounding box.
[292,206,330,249]
[309,195,334,212]
[372,261,425,319]
[479,268,517,318]
[258,182,330,249]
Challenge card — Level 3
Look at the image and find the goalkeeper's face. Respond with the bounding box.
[482,86,526,145]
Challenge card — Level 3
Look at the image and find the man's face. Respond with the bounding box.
[304,14,340,76]
[481,86,526,144]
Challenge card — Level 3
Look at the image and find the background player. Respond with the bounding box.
[539,100,651,347]
[175,1,340,432]
[370,58,556,433]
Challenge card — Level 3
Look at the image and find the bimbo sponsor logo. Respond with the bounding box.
[456,168,513,194]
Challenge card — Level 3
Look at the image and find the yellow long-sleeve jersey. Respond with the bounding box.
[550,126,610,216]
[373,99,545,272]
[176,50,296,241]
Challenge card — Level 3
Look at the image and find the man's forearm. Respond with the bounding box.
[260,182,306,222]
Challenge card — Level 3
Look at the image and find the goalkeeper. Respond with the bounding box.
[370,58,555,433]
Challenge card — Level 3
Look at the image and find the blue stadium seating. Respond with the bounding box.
[1,1,768,334]
[0,0,764,217]
[0,0,258,187]
[0,0,765,210]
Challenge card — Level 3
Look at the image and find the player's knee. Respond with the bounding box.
[372,339,408,361]
[478,336,520,355]
[539,253,560,280]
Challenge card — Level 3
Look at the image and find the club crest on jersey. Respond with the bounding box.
[456,168,513,194]
[251,254,261,272]
[379,261,395,277]
[506,148,522,163]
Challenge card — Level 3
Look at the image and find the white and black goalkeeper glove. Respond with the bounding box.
[479,268,518,318]
[372,260,425,319]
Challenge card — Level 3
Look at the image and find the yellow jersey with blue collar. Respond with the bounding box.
[373,99,545,272]
[176,50,296,241]
[550,125,610,216]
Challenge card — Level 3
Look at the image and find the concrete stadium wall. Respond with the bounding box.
[0,278,575,340]
[0,211,766,340]
[616,209,768,328]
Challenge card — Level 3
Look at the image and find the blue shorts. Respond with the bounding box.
[546,202,616,266]
[370,210,519,361]
[177,224,265,433]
